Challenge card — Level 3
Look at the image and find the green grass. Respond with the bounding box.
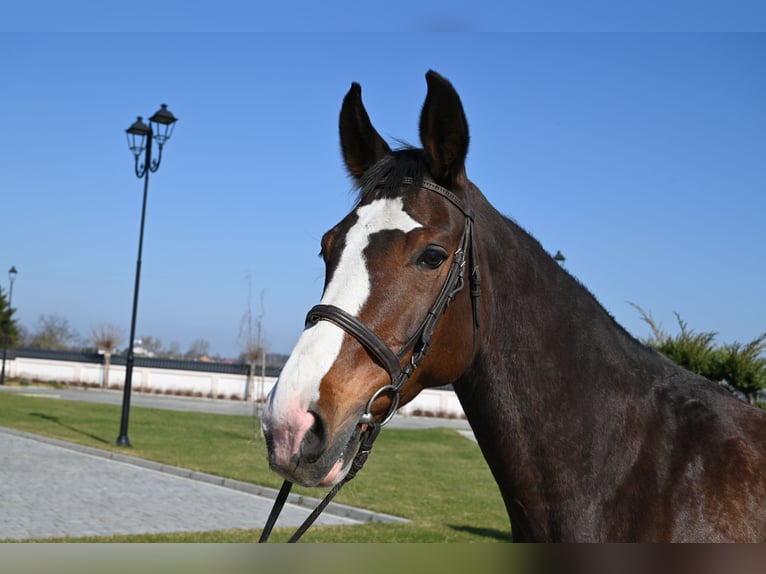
[0,390,511,542]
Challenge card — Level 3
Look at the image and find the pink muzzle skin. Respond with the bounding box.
[261,402,315,470]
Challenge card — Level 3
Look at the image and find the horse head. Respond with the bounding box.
[261,71,481,487]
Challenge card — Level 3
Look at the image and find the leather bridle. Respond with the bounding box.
[259,176,481,542]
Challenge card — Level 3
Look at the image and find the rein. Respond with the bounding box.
[259,177,481,542]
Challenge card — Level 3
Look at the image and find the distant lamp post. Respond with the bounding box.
[553,250,566,265]
[117,105,178,447]
[1,266,19,386]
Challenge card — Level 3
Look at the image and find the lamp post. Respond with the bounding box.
[553,250,566,265]
[0,266,18,386]
[117,104,177,447]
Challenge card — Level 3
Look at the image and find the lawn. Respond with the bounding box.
[0,390,511,542]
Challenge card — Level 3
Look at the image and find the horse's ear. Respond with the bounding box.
[419,70,470,188]
[339,82,391,180]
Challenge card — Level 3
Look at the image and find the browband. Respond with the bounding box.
[399,176,474,220]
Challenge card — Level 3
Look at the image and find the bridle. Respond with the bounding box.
[308,178,480,425]
[259,176,481,542]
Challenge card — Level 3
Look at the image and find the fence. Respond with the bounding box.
[3,349,466,418]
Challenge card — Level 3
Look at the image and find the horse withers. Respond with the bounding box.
[261,70,766,542]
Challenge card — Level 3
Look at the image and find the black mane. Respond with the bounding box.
[356,148,429,205]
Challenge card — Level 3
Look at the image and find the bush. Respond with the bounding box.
[710,339,766,402]
[632,304,766,407]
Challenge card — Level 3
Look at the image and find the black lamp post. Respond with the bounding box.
[553,250,566,265]
[117,104,178,447]
[0,266,18,386]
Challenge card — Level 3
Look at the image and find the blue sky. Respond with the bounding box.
[1,31,764,357]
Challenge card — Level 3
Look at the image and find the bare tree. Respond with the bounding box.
[166,340,181,359]
[138,335,164,356]
[241,340,267,400]
[91,323,124,388]
[185,338,211,360]
[28,315,79,350]
[239,276,268,401]
[91,323,124,353]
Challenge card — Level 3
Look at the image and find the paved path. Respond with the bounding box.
[0,428,403,541]
[0,386,471,541]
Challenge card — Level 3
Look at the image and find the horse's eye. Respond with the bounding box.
[416,247,448,270]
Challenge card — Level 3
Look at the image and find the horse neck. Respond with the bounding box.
[454,191,668,540]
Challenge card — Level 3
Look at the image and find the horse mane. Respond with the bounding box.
[357,146,666,362]
[500,209,655,355]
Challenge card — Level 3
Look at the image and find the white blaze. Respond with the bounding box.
[265,197,422,419]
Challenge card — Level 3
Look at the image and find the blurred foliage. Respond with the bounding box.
[0,286,21,348]
[25,314,80,350]
[631,304,766,407]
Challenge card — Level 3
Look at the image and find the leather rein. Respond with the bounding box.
[259,177,481,542]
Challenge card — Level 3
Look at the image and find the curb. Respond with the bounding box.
[0,426,409,526]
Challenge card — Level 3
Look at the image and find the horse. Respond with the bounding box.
[261,70,766,542]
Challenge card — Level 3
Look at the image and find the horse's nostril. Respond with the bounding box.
[300,411,327,463]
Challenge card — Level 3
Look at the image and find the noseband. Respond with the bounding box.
[260,177,481,542]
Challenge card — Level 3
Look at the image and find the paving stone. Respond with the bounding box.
[0,430,361,541]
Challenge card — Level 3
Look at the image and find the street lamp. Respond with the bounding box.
[553,250,566,265]
[1,266,18,386]
[117,104,178,447]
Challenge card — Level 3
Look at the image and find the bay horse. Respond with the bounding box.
[261,70,766,542]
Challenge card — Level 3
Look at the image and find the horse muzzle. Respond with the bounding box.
[261,405,362,487]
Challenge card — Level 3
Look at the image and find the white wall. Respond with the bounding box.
[5,356,465,418]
